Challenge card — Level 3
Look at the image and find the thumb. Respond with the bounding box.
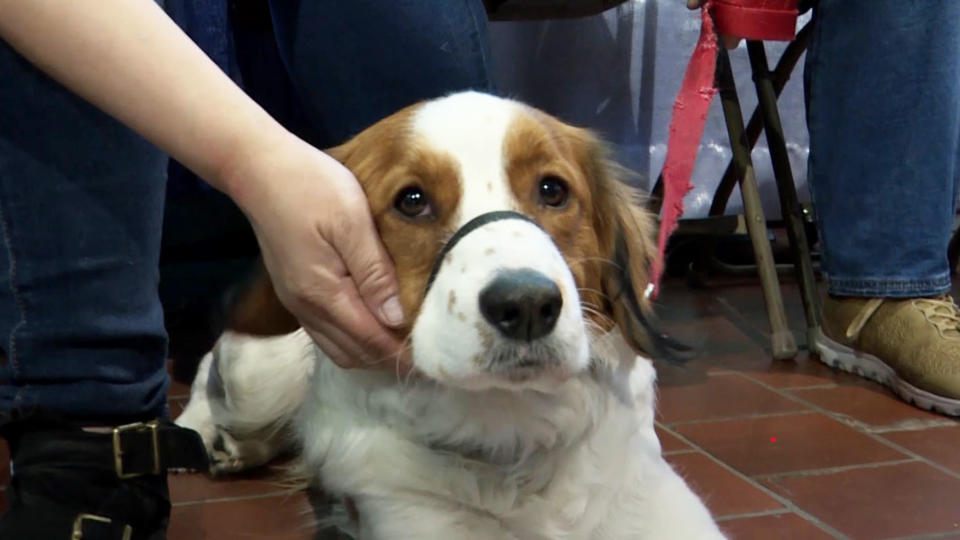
[334,214,405,329]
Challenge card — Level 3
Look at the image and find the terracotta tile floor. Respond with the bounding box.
[3,277,960,539]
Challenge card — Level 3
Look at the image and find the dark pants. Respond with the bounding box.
[806,0,960,297]
[0,0,492,424]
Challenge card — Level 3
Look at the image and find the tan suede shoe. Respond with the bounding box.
[813,295,960,416]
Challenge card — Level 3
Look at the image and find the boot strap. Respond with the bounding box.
[7,418,209,478]
[2,504,137,539]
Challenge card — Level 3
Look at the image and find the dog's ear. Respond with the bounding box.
[564,126,687,359]
[223,261,301,336]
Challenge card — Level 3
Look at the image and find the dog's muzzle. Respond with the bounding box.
[425,211,565,343]
[423,211,540,294]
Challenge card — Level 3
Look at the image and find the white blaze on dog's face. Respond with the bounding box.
[406,94,588,390]
[328,92,655,391]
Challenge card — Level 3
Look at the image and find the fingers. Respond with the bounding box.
[258,236,408,372]
[330,200,406,330]
[306,329,353,368]
[293,272,407,366]
[303,314,412,374]
[279,263,413,373]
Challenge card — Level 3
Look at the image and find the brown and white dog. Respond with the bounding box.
[177,92,725,539]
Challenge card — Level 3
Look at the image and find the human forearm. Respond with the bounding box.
[0,0,283,202]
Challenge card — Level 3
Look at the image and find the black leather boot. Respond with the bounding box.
[0,415,208,539]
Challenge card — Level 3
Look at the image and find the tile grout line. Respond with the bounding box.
[662,449,699,456]
[705,371,841,392]
[868,422,960,434]
[172,489,302,507]
[770,383,841,391]
[891,532,960,540]
[780,389,960,434]
[713,508,792,522]
[755,458,918,481]
[654,420,849,540]
[714,296,785,352]
[663,409,812,427]
[735,371,960,483]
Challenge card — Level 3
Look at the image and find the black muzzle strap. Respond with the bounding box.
[424,211,540,294]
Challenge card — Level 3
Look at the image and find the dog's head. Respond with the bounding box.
[229,92,660,391]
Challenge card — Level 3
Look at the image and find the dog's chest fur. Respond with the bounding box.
[296,333,665,539]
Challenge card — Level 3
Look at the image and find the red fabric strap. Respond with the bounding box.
[649,2,719,299]
[713,0,799,41]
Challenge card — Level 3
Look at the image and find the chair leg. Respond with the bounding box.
[648,22,812,216]
[717,48,798,360]
[746,40,821,348]
[708,22,812,217]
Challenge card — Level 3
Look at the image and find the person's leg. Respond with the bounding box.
[0,34,206,537]
[806,0,960,297]
[0,44,169,426]
[806,0,960,414]
[267,0,494,148]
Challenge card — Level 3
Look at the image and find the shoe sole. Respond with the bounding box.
[813,328,960,417]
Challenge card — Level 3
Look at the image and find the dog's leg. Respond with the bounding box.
[176,329,315,474]
[642,464,727,539]
[175,350,276,474]
[175,351,218,452]
[599,359,725,539]
[351,495,522,540]
[604,457,727,540]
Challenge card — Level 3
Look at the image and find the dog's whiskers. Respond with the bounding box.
[580,302,614,327]
[565,256,617,267]
[576,286,613,304]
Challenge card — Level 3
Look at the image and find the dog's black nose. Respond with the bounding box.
[479,269,563,341]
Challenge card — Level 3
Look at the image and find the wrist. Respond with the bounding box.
[214,121,295,217]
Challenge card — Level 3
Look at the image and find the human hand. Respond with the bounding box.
[226,131,411,373]
[685,0,744,49]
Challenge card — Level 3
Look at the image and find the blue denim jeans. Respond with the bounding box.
[0,0,491,424]
[805,0,960,298]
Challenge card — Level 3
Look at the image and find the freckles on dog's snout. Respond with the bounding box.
[479,269,563,341]
[410,215,589,387]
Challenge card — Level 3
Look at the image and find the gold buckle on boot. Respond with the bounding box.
[72,513,132,540]
[112,420,160,479]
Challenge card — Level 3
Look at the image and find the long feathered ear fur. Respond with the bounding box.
[222,260,300,336]
[567,126,691,362]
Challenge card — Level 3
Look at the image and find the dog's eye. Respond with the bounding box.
[538,176,569,208]
[394,186,433,218]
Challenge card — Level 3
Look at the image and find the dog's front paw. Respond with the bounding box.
[175,397,259,475]
[209,427,277,475]
[175,398,218,459]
